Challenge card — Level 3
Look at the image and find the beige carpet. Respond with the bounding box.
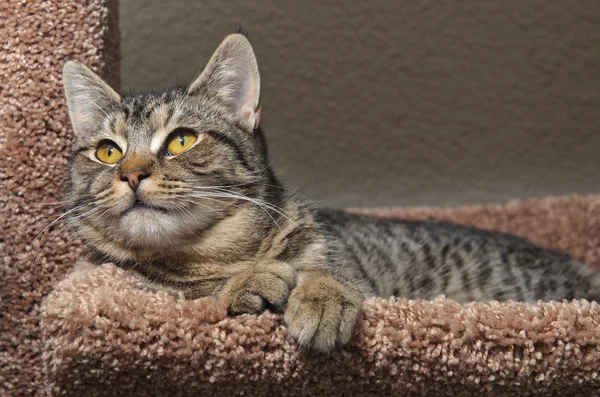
[0,1,119,394]
[42,195,600,396]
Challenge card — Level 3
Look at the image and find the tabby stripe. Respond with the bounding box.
[536,279,549,299]
[547,278,558,292]
[477,262,493,286]
[451,252,471,291]
[72,147,90,158]
[507,263,525,300]
[189,160,211,168]
[462,241,474,254]
[189,169,223,179]
[418,275,434,292]
[108,116,117,134]
[405,268,417,296]
[353,228,392,281]
[451,251,465,270]
[164,104,176,126]
[494,289,507,301]
[205,130,254,172]
[276,227,307,262]
[563,278,575,299]
[398,240,418,295]
[440,268,451,291]
[143,101,160,119]
[130,100,145,120]
[142,265,229,288]
[438,244,452,290]
[440,244,450,261]
[499,252,523,299]
[521,267,533,291]
[353,256,379,294]
[364,224,396,274]
[83,178,95,196]
[344,235,379,294]
[420,242,436,270]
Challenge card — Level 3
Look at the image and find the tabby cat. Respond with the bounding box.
[62,33,600,352]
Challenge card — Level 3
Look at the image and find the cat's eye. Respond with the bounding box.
[166,129,197,156]
[96,141,123,164]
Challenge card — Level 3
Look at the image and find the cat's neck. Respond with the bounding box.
[89,194,304,268]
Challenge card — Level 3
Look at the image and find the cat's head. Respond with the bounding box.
[63,34,274,262]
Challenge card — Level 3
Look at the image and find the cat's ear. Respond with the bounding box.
[62,61,121,136]
[188,34,261,131]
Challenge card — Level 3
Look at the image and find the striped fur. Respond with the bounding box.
[63,34,600,353]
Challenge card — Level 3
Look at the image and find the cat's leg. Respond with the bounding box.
[218,261,297,314]
[284,268,364,352]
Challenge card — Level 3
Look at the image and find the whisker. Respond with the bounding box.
[189,188,300,227]
[248,152,279,176]
[189,191,293,251]
[11,195,68,206]
[24,203,101,292]
[24,188,115,287]
[176,196,231,216]
[28,203,95,251]
[170,199,198,218]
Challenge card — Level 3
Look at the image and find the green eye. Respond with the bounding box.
[96,141,123,164]
[166,130,197,156]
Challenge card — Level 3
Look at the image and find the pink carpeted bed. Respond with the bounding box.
[41,196,600,396]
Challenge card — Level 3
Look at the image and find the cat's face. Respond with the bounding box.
[63,34,269,261]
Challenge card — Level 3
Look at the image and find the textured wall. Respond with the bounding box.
[121,1,600,207]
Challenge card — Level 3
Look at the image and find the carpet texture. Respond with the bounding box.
[0,1,119,395]
[42,195,600,396]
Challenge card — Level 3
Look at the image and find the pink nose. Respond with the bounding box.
[120,169,149,191]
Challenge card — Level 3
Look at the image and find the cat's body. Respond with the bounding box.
[317,209,600,302]
[62,34,600,353]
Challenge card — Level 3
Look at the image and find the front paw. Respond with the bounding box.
[218,261,296,315]
[284,272,363,353]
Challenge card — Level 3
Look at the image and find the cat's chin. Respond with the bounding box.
[118,207,193,248]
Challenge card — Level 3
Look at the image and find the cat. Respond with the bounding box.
[62,33,600,353]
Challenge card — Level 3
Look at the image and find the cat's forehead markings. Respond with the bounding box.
[149,102,180,153]
[93,113,127,153]
[110,113,129,152]
[112,113,127,137]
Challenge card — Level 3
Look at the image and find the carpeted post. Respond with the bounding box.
[0,1,119,394]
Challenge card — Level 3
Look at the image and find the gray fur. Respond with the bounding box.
[316,210,600,302]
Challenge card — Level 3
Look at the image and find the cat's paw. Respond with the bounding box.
[284,272,363,353]
[218,261,297,315]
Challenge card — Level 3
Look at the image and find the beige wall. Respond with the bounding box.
[120,1,600,208]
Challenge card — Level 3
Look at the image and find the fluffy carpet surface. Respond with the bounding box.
[42,195,600,396]
[0,1,119,394]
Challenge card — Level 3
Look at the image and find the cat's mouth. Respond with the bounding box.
[124,197,169,214]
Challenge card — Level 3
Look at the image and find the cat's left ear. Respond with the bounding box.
[188,34,261,131]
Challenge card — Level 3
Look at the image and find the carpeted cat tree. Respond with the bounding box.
[0,0,119,395]
[3,2,600,396]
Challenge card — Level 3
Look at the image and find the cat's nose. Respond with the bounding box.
[120,169,150,191]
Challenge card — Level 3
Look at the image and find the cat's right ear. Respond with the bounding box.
[62,61,121,136]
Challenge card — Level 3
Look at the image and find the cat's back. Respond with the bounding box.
[314,208,600,302]
[315,208,545,255]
